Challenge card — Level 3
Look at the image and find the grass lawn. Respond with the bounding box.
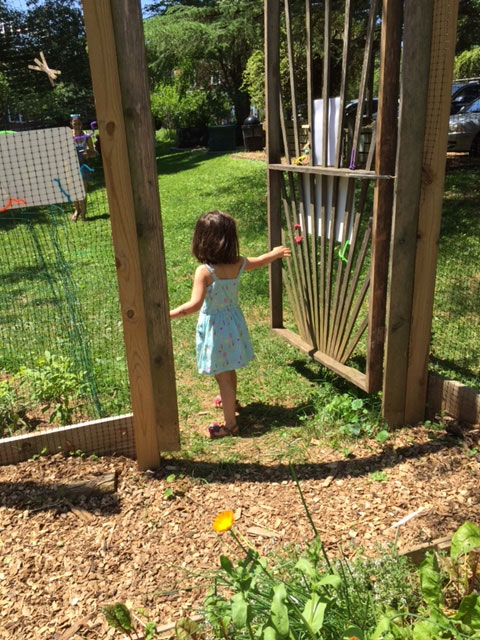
[0,137,478,450]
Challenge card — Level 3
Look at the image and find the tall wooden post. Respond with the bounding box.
[82,0,180,469]
[382,0,433,425]
[265,0,283,328]
[404,0,459,423]
[365,0,402,393]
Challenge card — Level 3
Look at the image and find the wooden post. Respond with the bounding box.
[404,0,459,423]
[382,0,433,425]
[265,0,283,328]
[365,0,402,393]
[82,0,180,470]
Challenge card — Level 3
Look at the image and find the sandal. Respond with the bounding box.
[214,395,242,411]
[208,422,239,439]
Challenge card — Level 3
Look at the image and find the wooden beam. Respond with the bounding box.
[404,0,459,424]
[82,0,179,470]
[365,0,402,393]
[272,328,368,391]
[382,0,433,426]
[265,0,283,328]
[268,163,392,180]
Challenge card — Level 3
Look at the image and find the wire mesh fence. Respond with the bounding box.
[0,0,130,432]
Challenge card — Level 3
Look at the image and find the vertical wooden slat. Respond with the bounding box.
[404,0,460,423]
[351,0,379,168]
[305,0,314,165]
[321,0,331,166]
[382,0,434,425]
[284,0,300,158]
[82,0,179,470]
[335,0,352,168]
[365,0,402,393]
[265,0,283,328]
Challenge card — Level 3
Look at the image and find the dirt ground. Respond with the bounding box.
[0,422,479,639]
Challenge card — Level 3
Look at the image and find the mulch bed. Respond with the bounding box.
[0,423,479,639]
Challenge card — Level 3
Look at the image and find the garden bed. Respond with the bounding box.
[0,423,478,639]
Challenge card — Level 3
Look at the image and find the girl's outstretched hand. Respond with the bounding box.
[273,245,292,259]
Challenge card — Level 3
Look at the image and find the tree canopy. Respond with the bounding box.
[144,0,263,125]
[0,0,92,126]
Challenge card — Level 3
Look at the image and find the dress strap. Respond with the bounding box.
[204,264,218,281]
[238,256,247,277]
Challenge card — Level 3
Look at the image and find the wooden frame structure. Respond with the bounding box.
[82,0,180,469]
[265,0,459,423]
[266,0,401,394]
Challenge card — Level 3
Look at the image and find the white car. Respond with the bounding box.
[448,97,480,156]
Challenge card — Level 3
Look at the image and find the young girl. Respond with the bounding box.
[170,210,291,439]
[70,115,96,221]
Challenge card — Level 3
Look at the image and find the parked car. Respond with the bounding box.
[451,81,480,114]
[448,97,480,156]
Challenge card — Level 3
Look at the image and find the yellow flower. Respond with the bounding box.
[213,510,235,532]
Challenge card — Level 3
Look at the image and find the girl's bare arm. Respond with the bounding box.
[244,245,291,271]
[170,265,209,318]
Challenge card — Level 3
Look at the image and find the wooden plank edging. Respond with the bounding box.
[0,414,135,466]
[427,374,480,425]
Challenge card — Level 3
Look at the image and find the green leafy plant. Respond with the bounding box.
[0,375,26,437]
[200,467,418,640]
[369,470,388,483]
[375,521,480,639]
[103,602,158,639]
[20,351,87,425]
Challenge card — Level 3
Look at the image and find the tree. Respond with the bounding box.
[0,0,93,125]
[454,47,480,80]
[456,0,480,56]
[144,0,263,125]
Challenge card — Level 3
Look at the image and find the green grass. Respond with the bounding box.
[0,137,478,447]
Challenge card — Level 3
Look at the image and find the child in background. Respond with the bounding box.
[170,210,291,439]
[70,114,96,221]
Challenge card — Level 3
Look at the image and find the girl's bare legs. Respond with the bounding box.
[214,370,238,433]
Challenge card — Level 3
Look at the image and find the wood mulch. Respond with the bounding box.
[0,422,479,639]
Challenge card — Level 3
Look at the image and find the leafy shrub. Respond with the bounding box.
[310,383,386,440]
[454,47,480,80]
[20,351,87,425]
[151,82,231,129]
[0,376,26,437]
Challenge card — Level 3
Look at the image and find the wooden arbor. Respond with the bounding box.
[265,0,458,424]
[82,0,180,469]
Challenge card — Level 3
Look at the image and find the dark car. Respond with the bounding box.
[448,96,480,156]
[451,81,480,115]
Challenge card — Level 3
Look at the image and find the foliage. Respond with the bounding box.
[376,521,480,639]
[200,470,421,640]
[0,0,93,125]
[144,0,263,124]
[454,47,480,80]
[0,375,26,437]
[20,351,87,425]
[307,381,385,441]
[102,602,159,639]
[456,0,480,55]
[241,49,265,115]
[151,81,230,129]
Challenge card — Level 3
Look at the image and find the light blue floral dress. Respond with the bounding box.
[196,258,254,375]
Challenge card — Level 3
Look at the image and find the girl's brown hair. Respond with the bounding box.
[191,210,239,264]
